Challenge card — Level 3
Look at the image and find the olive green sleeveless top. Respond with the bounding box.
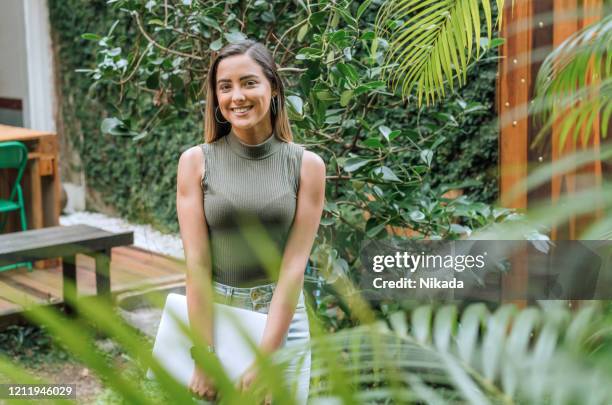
[200,130,304,287]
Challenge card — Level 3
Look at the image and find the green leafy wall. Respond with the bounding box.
[49,0,202,233]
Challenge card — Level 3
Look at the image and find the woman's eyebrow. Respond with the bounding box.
[217,74,259,84]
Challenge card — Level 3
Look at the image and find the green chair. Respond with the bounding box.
[0,141,33,272]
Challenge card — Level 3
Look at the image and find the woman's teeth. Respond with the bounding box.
[232,106,252,113]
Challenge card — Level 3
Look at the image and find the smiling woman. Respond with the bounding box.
[176,39,325,404]
[214,55,275,141]
[203,40,294,145]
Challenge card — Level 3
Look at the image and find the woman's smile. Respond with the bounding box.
[231,105,254,116]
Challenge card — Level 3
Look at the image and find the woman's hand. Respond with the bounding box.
[189,366,217,401]
[238,362,258,392]
[238,363,272,405]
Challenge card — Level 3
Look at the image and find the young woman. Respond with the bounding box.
[176,39,325,403]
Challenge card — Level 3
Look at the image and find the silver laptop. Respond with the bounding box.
[147,293,268,385]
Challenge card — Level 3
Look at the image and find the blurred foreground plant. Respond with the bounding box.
[2,287,612,404]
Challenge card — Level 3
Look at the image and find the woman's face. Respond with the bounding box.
[215,54,275,136]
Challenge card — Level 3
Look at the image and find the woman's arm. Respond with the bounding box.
[177,146,214,348]
[259,150,326,354]
[176,146,216,399]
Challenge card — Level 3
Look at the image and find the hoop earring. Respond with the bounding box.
[270,97,277,115]
[214,106,228,124]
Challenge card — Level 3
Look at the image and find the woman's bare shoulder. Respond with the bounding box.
[181,144,205,166]
[299,150,326,190]
[301,150,325,172]
[177,145,205,184]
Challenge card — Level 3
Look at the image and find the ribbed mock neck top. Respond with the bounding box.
[200,130,304,287]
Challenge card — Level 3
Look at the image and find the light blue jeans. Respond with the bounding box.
[213,281,311,404]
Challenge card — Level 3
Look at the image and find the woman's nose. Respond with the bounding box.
[232,88,246,102]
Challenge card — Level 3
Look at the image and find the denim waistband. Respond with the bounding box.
[213,281,276,313]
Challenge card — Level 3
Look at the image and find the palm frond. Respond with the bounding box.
[374,0,503,105]
[532,14,612,145]
[306,303,612,404]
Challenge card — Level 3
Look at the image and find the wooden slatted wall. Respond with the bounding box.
[497,0,607,304]
[498,0,607,235]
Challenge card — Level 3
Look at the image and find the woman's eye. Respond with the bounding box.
[219,85,231,92]
[246,80,257,86]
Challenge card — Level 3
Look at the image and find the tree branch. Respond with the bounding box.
[132,11,204,61]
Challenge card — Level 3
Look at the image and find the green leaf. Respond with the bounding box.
[296,47,323,60]
[343,47,352,61]
[200,16,221,31]
[388,312,408,337]
[365,217,386,238]
[357,0,373,19]
[464,102,487,113]
[297,24,309,42]
[502,308,540,396]
[329,30,348,46]
[81,33,101,41]
[354,81,386,95]
[340,90,354,107]
[408,375,449,405]
[148,19,165,26]
[532,15,611,146]
[434,306,458,352]
[433,112,458,126]
[101,117,129,136]
[315,90,336,101]
[210,38,223,51]
[132,131,148,141]
[412,306,432,344]
[440,352,491,405]
[366,222,387,238]
[564,306,596,351]
[482,305,515,382]
[287,95,303,115]
[361,31,375,41]
[373,166,401,182]
[343,157,369,172]
[325,115,342,124]
[319,218,335,226]
[456,304,488,364]
[388,130,401,141]
[224,31,246,43]
[420,149,433,167]
[309,11,326,26]
[361,137,384,148]
[378,125,391,141]
[375,0,500,105]
[449,224,471,236]
[336,63,359,83]
[489,38,505,48]
[408,210,425,222]
[107,47,121,57]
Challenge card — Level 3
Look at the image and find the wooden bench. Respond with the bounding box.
[0,224,133,311]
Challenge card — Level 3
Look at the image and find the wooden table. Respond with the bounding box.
[0,225,134,312]
[0,124,61,268]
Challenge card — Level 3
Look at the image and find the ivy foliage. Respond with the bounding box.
[49,0,199,232]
